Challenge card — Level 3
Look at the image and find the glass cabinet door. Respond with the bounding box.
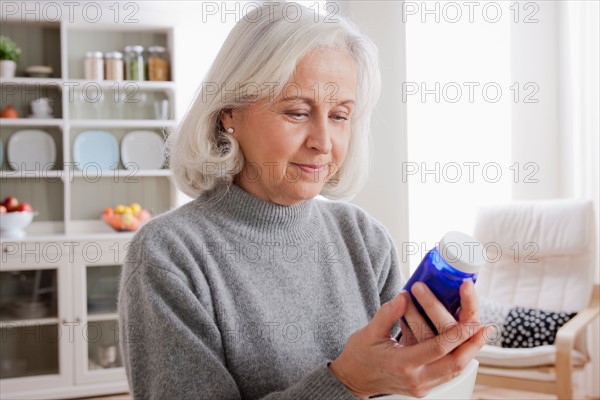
[75,261,126,385]
[0,268,59,379]
[0,259,72,395]
[86,265,122,371]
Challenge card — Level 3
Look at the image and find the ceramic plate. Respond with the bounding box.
[7,129,56,171]
[121,130,165,170]
[73,130,119,170]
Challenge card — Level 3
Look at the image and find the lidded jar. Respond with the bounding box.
[147,46,169,81]
[105,51,124,81]
[84,51,104,80]
[124,45,145,81]
[403,231,486,333]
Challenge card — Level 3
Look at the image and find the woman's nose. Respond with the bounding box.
[306,117,332,154]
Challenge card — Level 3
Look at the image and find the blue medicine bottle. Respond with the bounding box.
[403,231,485,334]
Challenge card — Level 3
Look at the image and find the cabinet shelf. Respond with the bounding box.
[67,220,139,238]
[0,78,174,91]
[69,169,171,178]
[0,318,59,328]
[66,79,175,91]
[0,170,63,179]
[0,230,136,244]
[69,119,177,129]
[0,170,169,179]
[0,118,63,128]
[87,313,118,322]
[0,77,63,86]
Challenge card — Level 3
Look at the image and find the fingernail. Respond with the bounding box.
[464,279,474,292]
[412,283,425,295]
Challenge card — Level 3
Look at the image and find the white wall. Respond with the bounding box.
[335,1,411,280]
[511,2,561,200]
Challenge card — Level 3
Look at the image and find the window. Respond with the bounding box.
[404,2,512,270]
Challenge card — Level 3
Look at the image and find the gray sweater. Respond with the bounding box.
[118,183,403,399]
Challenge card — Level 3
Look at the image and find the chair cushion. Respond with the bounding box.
[473,199,595,312]
[477,344,588,368]
[480,297,577,348]
[473,199,593,256]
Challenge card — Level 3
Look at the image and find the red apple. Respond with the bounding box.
[110,214,124,231]
[16,202,33,212]
[3,197,19,212]
[0,205,6,214]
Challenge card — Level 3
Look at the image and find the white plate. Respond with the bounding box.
[121,130,165,170]
[73,130,119,170]
[7,129,56,171]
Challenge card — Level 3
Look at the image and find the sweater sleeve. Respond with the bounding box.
[377,235,405,305]
[379,236,405,342]
[118,235,358,400]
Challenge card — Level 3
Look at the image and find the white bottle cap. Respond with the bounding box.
[436,231,486,274]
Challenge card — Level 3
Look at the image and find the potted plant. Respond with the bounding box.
[0,35,21,78]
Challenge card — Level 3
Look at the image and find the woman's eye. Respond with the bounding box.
[287,112,309,120]
[331,114,348,122]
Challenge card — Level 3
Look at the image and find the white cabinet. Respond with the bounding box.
[1,238,134,399]
[1,19,177,399]
[0,238,131,399]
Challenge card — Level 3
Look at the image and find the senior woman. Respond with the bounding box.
[118,3,489,399]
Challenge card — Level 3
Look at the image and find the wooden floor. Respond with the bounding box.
[472,384,597,399]
[77,385,599,400]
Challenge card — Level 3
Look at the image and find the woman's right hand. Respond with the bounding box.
[328,282,491,398]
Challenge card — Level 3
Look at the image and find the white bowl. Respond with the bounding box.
[12,303,48,319]
[0,211,36,239]
[377,360,479,399]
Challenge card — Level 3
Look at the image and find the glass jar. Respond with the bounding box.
[84,51,104,80]
[105,51,124,81]
[147,46,169,81]
[124,45,145,81]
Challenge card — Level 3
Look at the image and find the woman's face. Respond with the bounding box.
[222,48,357,206]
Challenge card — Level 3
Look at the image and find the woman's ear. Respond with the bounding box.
[220,109,234,129]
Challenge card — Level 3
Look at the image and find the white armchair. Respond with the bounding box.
[472,199,599,399]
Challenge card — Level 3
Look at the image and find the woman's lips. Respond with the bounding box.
[291,163,327,173]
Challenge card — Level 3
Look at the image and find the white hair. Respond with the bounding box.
[166,1,381,200]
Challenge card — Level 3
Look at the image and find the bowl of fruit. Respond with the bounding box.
[0,197,37,239]
[102,203,152,232]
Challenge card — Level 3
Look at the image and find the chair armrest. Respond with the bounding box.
[555,283,600,355]
[553,284,599,399]
[555,307,600,349]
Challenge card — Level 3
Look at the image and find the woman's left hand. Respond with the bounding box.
[328,279,489,398]
[400,280,481,345]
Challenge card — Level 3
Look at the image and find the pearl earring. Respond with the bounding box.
[226,127,234,134]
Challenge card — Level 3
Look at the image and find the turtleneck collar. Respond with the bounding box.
[196,182,322,243]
